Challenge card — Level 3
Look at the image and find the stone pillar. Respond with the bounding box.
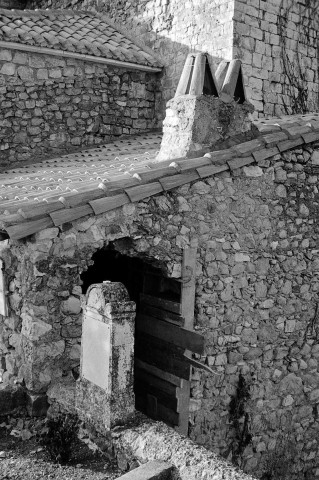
[156,95,254,161]
[76,281,136,432]
[156,57,255,162]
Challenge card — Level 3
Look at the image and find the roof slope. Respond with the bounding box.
[0,8,162,70]
[0,113,319,240]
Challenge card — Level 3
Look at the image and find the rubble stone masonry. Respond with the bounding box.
[28,0,319,117]
[233,0,319,117]
[0,48,161,165]
[1,140,319,478]
[27,0,235,116]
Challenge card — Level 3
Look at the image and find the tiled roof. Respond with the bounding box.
[1,113,319,241]
[0,8,162,70]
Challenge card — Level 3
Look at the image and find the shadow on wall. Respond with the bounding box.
[26,0,227,118]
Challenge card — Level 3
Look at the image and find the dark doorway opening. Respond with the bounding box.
[80,239,201,434]
[81,240,180,309]
[81,240,184,426]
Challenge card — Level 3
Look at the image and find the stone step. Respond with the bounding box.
[115,461,175,480]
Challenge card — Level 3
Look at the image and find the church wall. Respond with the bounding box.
[1,140,319,478]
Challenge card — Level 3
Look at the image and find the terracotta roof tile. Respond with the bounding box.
[1,113,319,240]
[0,8,163,70]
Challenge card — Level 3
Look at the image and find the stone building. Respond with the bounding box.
[0,106,319,478]
[0,8,163,165]
[23,0,319,119]
[0,1,319,479]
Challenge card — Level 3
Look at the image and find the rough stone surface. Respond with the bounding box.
[76,282,136,431]
[157,95,254,160]
[115,461,176,480]
[0,49,161,166]
[233,0,319,117]
[0,385,26,415]
[47,386,254,480]
[26,0,235,117]
[1,143,319,478]
[111,419,255,480]
[25,0,319,117]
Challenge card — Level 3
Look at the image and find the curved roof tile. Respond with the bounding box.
[1,113,319,240]
[0,8,163,69]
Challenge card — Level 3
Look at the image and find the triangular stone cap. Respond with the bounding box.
[175,53,219,97]
[216,59,248,104]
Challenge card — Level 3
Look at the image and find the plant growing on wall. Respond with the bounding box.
[278,0,319,114]
[228,373,252,466]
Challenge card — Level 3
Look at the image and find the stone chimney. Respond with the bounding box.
[156,54,254,161]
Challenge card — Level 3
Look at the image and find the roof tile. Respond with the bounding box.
[227,156,254,170]
[252,146,280,163]
[90,192,130,215]
[0,8,163,69]
[302,131,319,144]
[1,114,319,240]
[277,137,304,152]
[231,138,265,157]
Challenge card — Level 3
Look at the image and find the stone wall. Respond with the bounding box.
[233,0,319,117]
[27,0,235,116]
[0,0,26,6]
[27,0,319,118]
[1,142,319,478]
[0,48,161,166]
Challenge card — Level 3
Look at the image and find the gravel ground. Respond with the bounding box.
[0,415,121,480]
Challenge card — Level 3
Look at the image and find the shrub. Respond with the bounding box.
[39,413,79,464]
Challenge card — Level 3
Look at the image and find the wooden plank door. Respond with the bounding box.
[134,240,201,435]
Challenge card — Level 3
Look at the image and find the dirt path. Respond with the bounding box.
[0,416,121,480]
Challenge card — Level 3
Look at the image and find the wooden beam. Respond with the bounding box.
[183,354,222,375]
[177,238,198,436]
[135,367,177,397]
[140,293,182,315]
[181,238,198,330]
[135,332,190,380]
[135,358,183,387]
[136,313,204,354]
[135,391,179,426]
[140,303,184,327]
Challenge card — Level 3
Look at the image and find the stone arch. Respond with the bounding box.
[79,239,188,429]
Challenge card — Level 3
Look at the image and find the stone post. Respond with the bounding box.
[156,57,255,162]
[76,281,136,432]
[156,95,254,161]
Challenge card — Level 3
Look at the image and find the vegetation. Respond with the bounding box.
[39,413,80,464]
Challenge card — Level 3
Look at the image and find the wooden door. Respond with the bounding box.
[134,240,204,435]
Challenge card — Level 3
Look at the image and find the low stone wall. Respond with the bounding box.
[112,418,255,480]
[47,380,254,480]
[0,48,161,167]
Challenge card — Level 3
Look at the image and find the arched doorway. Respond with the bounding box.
[81,239,203,435]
